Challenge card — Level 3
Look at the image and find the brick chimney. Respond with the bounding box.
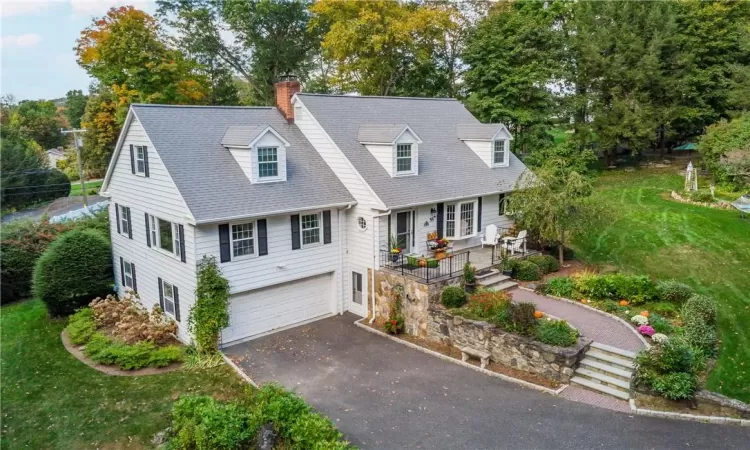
[274,75,301,123]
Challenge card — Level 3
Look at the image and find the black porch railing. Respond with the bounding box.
[490,227,541,265]
[379,249,470,283]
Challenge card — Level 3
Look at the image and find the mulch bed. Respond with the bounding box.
[365,323,560,390]
[60,330,183,376]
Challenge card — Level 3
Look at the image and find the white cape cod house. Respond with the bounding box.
[100,79,529,345]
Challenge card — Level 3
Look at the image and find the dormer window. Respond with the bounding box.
[396,144,412,173]
[457,123,512,168]
[258,147,279,178]
[493,140,507,166]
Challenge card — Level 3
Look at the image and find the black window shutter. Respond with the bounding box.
[173,286,181,322]
[129,145,135,174]
[477,197,483,233]
[323,210,332,244]
[144,213,151,247]
[290,215,301,250]
[131,263,137,293]
[178,224,186,263]
[499,193,506,215]
[257,219,268,256]
[120,257,125,288]
[126,207,132,239]
[218,224,231,262]
[143,146,149,177]
[436,203,444,239]
[115,203,121,234]
[158,278,165,311]
[387,215,391,242]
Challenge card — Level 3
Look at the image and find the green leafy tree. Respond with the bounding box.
[698,113,750,188]
[64,90,88,129]
[15,100,65,149]
[506,143,600,265]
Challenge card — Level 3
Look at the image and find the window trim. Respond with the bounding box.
[135,145,146,175]
[119,205,130,236]
[257,146,279,179]
[150,216,182,260]
[123,260,134,289]
[395,143,413,174]
[492,139,509,167]
[300,212,322,248]
[161,279,176,318]
[444,200,478,239]
[230,221,257,261]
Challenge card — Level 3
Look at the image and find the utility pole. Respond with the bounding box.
[61,128,87,207]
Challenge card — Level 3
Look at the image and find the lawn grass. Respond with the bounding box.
[69,180,103,197]
[0,300,250,449]
[572,168,750,402]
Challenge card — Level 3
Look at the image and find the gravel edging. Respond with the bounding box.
[354,318,566,397]
[629,399,750,427]
[518,286,651,349]
[61,330,183,376]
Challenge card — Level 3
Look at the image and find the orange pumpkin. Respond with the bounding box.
[580,298,588,304]
[534,311,544,319]
[619,300,629,306]
[640,310,650,317]
[418,259,427,268]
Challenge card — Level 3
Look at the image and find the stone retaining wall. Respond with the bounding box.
[426,308,591,383]
[634,390,750,419]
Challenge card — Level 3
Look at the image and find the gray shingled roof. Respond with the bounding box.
[131,104,354,223]
[456,123,506,140]
[220,125,267,147]
[357,124,408,143]
[296,94,528,209]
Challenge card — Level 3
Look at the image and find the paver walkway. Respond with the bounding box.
[510,288,646,352]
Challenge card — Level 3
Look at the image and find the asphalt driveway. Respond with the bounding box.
[223,313,750,449]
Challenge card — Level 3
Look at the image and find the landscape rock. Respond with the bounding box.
[255,423,278,450]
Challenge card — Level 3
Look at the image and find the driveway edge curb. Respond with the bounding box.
[354,318,566,397]
[517,286,651,348]
[629,399,750,427]
[221,352,259,388]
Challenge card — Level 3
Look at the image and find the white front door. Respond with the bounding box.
[349,269,367,317]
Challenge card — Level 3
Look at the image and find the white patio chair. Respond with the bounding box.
[480,224,499,248]
[501,229,527,255]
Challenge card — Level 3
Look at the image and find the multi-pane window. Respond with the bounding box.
[445,204,456,238]
[161,280,176,316]
[498,193,506,216]
[135,146,146,174]
[396,143,412,173]
[258,147,278,178]
[150,215,157,247]
[158,218,174,253]
[232,222,254,258]
[460,202,474,236]
[151,216,181,259]
[301,213,320,246]
[120,205,130,236]
[123,260,134,289]
[493,140,506,165]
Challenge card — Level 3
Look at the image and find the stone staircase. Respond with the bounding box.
[571,342,636,400]
[476,268,518,291]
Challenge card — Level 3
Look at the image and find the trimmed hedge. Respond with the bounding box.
[656,280,693,304]
[682,294,717,324]
[33,229,113,316]
[441,285,467,308]
[526,255,560,274]
[514,260,542,281]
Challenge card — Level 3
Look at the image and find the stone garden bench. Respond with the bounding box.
[460,346,491,369]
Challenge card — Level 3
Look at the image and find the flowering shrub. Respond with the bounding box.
[630,315,649,326]
[638,325,655,336]
[90,292,177,345]
[651,333,669,344]
[466,290,512,319]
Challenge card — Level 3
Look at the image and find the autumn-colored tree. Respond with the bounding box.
[310,0,457,96]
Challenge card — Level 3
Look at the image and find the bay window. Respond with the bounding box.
[444,200,477,239]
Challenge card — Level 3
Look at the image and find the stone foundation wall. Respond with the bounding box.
[373,270,460,337]
[426,308,591,383]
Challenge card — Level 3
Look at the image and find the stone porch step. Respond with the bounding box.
[590,342,638,360]
[579,358,633,382]
[585,350,635,371]
[570,376,630,400]
[476,269,506,284]
[486,280,519,291]
[575,368,631,390]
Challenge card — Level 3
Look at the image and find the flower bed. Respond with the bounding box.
[65,292,183,370]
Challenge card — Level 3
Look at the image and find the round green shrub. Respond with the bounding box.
[682,294,717,324]
[514,260,542,281]
[32,229,113,316]
[441,285,467,308]
[526,255,560,274]
[535,319,578,347]
[650,372,698,400]
[656,280,694,304]
[683,316,718,354]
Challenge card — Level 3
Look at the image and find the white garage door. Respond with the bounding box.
[222,273,334,344]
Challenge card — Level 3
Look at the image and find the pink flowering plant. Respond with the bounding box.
[637,325,655,337]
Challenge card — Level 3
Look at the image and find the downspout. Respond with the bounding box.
[370,209,391,323]
[338,204,353,315]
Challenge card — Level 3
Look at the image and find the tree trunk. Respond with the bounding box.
[558,230,565,266]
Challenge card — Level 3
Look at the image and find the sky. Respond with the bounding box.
[1,0,156,101]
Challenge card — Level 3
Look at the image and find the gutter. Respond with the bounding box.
[370,208,392,324]
[338,203,353,315]
[194,201,357,225]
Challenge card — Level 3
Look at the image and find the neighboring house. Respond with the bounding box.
[47,147,64,169]
[99,79,529,346]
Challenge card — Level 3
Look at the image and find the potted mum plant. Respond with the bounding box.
[499,251,513,276]
[463,263,477,294]
[389,235,404,263]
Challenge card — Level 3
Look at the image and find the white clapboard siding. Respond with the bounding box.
[195,210,341,301]
[107,116,197,343]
